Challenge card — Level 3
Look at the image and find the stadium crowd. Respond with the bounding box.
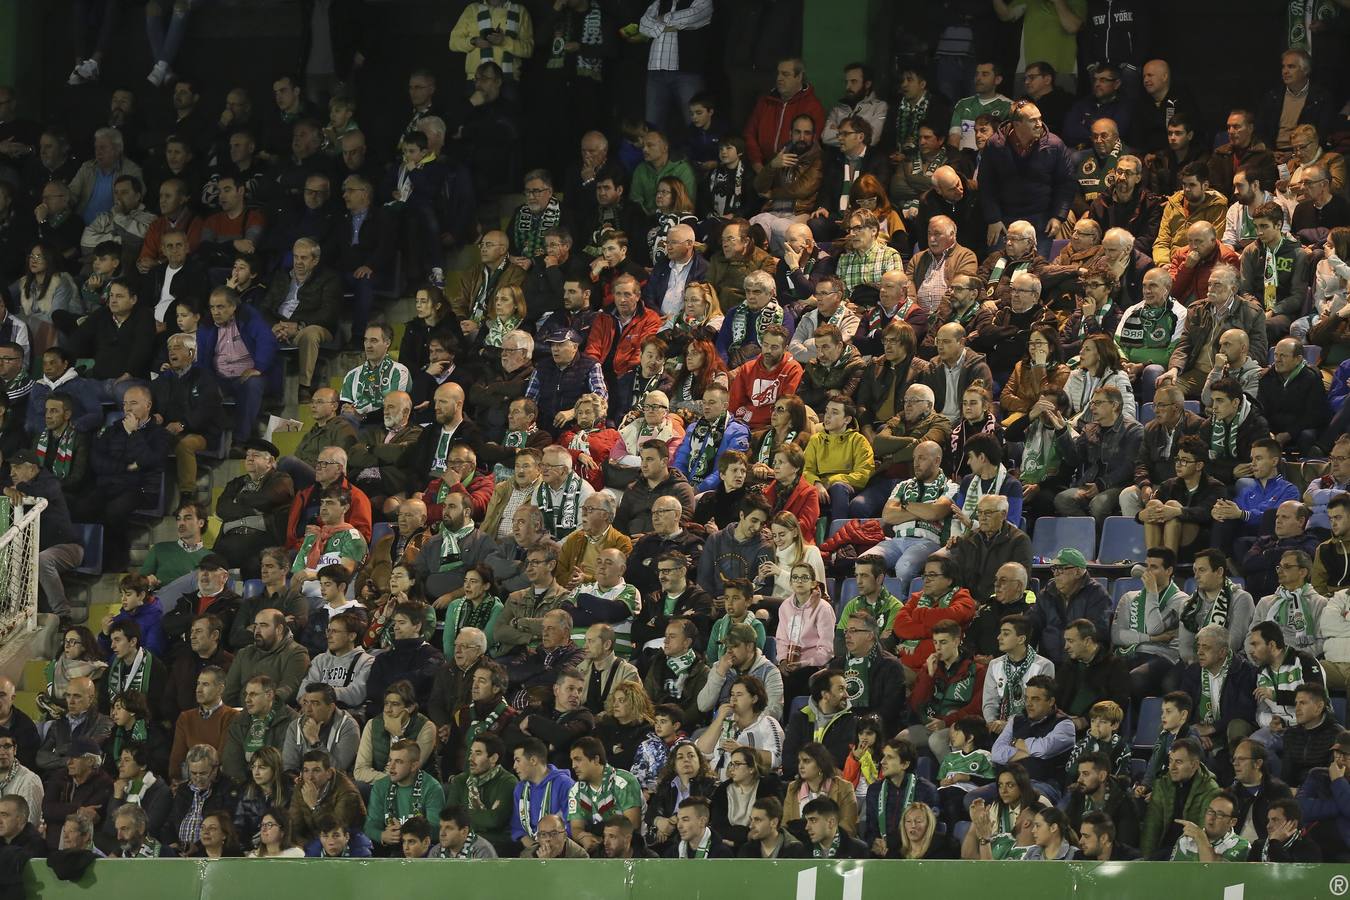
[2,0,1350,872]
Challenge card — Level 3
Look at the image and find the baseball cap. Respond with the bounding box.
[8,449,38,467]
[1051,548,1088,569]
[545,329,581,345]
[726,623,759,647]
[69,737,102,760]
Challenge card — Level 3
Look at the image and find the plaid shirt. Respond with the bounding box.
[178,784,211,846]
[835,242,902,295]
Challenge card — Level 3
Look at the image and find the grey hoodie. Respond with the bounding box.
[697,649,785,721]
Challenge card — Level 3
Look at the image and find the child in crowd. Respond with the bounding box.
[685,93,725,174]
[937,715,994,826]
[1136,691,1199,795]
[842,713,884,813]
[324,96,360,152]
[1065,700,1132,780]
[705,579,767,662]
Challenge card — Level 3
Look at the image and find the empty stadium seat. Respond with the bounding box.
[1097,517,1146,565]
[1112,577,1143,602]
[1031,516,1096,562]
[371,522,393,544]
[1133,696,1163,752]
[243,579,264,599]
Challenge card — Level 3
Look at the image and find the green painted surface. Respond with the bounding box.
[21,858,1350,899]
[802,0,883,99]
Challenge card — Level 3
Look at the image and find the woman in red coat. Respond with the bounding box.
[559,393,621,490]
[761,443,819,544]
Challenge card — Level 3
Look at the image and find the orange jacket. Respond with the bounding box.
[583,305,664,379]
[892,587,976,670]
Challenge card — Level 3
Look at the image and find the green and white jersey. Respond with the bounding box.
[949,94,1011,150]
[292,528,368,574]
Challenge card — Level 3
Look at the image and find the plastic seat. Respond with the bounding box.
[1098,516,1146,565]
[1139,402,1156,425]
[1133,696,1163,752]
[1031,516,1096,562]
[1183,400,1201,416]
[73,524,104,576]
[1112,577,1143,603]
[1334,697,1347,723]
[788,695,808,720]
[837,578,859,606]
[884,577,909,598]
[243,579,264,599]
[909,575,924,595]
[132,473,170,519]
[827,518,855,540]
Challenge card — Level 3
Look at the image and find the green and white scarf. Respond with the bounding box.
[663,649,698,696]
[127,836,162,859]
[387,770,430,825]
[456,594,499,637]
[1117,582,1180,656]
[1198,651,1230,725]
[997,652,1037,720]
[570,765,627,823]
[244,709,275,755]
[108,648,150,699]
[875,774,917,835]
[687,413,729,481]
[535,472,583,538]
[475,1,523,77]
[900,589,956,653]
[956,465,1008,536]
[812,831,843,859]
[493,427,536,481]
[1208,397,1250,461]
[984,256,1031,298]
[518,779,554,837]
[844,644,879,708]
[1181,579,1236,633]
[1271,584,1320,643]
[442,829,480,858]
[438,523,474,573]
[512,196,562,258]
[466,764,504,810]
[755,427,797,464]
[348,356,399,413]
[729,300,784,348]
[34,426,76,478]
[464,699,508,751]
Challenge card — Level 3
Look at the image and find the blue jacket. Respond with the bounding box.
[196,301,280,377]
[1234,476,1300,524]
[977,130,1077,229]
[509,764,575,841]
[25,371,103,436]
[641,252,709,312]
[1029,576,1113,666]
[672,415,750,492]
[96,596,168,660]
[862,775,939,845]
[1298,767,1350,848]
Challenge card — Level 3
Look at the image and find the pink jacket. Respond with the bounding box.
[775,595,837,668]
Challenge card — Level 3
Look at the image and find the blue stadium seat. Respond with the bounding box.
[762,637,778,663]
[132,473,170,519]
[1139,402,1156,424]
[371,522,393,544]
[1112,577,1143,602]
[837,578,859,606]
[1134,696,1163,752]
[243,579,264,599]
[1031,516,1096,562]
[1183,575,1244,594]
[789,695,808,720]
[1334,697,1347,723]
[73,524,103,576]
[909,575,924,595]
[827,518,855,540]
[1183,400,1201,416]
[917,756,936,782]
[953,821,971,844]
[884,577,909,598]
[1098,517,1146,565]
[1306,344,1323,366]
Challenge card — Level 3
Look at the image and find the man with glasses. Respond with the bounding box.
[526,329,607,431]
[627,497,705,597]
[974,220,1047,307]
[1063,64,1132,151]
[452,230,524,336]
[1072,118,1130,205]
[303,612,374,713]
[508,170,572,260]
[335,174,394,344]
[496,544,569,657]
[1292,161,1350,239]
[284,445,373,551]
[283,387,357,491]
[813,115,889,246]
[834,208,901,303]
[531,444,596,541]
[556,492,631,586]
[1253,549,1327,659]
[790,275,856,363]
[1020,62,1072,148]
[1086,154,1162,252]
[970,267,1047,381]
[949,480,1030,603]
[1170,790,1249,861]
[1137,438,1225,559]
[977,101,1074,256]
[643,222,707,323]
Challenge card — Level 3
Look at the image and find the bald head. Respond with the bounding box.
[434,382,465,426]
[932,165,963,202]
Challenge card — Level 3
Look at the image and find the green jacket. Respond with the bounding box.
[445,766,519,850]
[364,772,446,843]
[1140,762,1221,856]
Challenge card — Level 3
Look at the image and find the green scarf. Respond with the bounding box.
[687,413,730,481]
[534,472,584,538]
[466,764,504,811]
[456,594,499,636]
[1117,582,1180,656]
[997,652,1037,720]
[244,709,275,755]
[438,523,474,573]
[1208,398,1249,461]
[1272,584,1320,642]
[900,589,956,653]
[875,774,916,836]
[386,770,430,825]
[108,648,151,699]
[729,300,784,348]
[755,427,797,464]
[464,699,508,750]
[351,356,398,412]
[1181,579,1236,633]
[111,720,148,763]
[666,649,697,675]
[812,831,842,859]
[844,644,879,708]
[34,426,76,478]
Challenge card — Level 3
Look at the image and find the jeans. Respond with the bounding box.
[219,373,265,441]
[146,0,210,65]
[38,544,84,617]
[73,0,119,59]
[861,535,938,590]
[826,482,857,522]
[902,723,953,761]
[1124,652,1175,701]
[646,70,704,135]
[849,478,898,518]
[1053,485,1123,524]
[91,377,149,408]
[278,456,316,493]
[1139,364,1165,406]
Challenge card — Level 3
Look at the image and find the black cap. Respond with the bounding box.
[8,449,38,467]
[545,328,581,344]
[198,553,229,572]
[243,438,280,458]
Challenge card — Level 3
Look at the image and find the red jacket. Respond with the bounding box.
[909,654,986,726]
[422,473,494,525]
[743,84,827,167]
[559,426,622,490]
[893,587,977,670]
[729,354,804,429]
[1167,241,1241,303]
[763,477,820,545]
[285,476,373,550]
[584,305,664,379]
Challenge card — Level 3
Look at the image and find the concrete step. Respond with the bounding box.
[21,657,48,692]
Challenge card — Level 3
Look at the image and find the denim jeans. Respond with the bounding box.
[646,70,704,135]
[861,535,939,589]
[826,482,857,522]
[849,478,898,518]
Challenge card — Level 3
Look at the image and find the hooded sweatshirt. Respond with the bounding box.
[509,764,576,841]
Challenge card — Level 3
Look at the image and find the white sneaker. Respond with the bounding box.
[76,58,100,81]
[147,60,173,87]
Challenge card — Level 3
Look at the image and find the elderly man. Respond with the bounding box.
[974,220,1047,305]
[495,545,570,657]
[211,439,293,579]
[150,331,222,498]
[508,170,572,259]
[907,215,979,318]
[261,237,343,401]
[717,270,797,368]
[1291,162,1350,241]
[1243,501,1319,601]
[1167,221,1242,306]
[1158,266,1267,402]
[1051,386,1144,523]
[40,738,113,849]
[347,391,423,516]
[970,268,1047,380]
[556,492,632,585]
[854,327,946,474]
[284,445,373,551]
[1179,623,1258,762]
[949,491,1032,603]
[1116,268,1187,389]
[282,387,356,489]
[626,498,705,597]
[198,285,279,446]
[703,218,779,310]
[860,440,956,588]
[1031,549,1114,667]
[69,127,144,223]
[452,231,524,329]
[527,328,607,430]
[483,446,545,541]
[643,223,707,324]
[532,444,596,541]
[852,270,927,358]
[1259,336,1326,454]
[788,276,856,363]
[1086,154,1163,254]
[34,677,112,776]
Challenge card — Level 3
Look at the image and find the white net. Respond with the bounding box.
[0,495,45,650]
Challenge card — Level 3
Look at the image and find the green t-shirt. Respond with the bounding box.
[937,749,995,785]
[566,766,642,825]
[292,528,369,574]
[949,95,1012,150]
[837,590,904,636]
[363,773,446,842]
[1019,0,1087,76]
[141,540,210,585]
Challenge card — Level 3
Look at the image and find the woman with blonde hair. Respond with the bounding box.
[663,281,726,353]
[648,176,700,264]
[889,801,961,859]
[477,283,526,363]
[756,510,826,602]
[596,679,655,772]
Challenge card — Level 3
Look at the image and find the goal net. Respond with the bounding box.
[0,495,45,650]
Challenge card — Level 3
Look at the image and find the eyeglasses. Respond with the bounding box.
[921,571,945,579]
[63,638,83,645]
[789,574,813,582]
[836,130,859,138]
[1175,457,1199,466]
[524,188,550,196]
[537,830,565,839]
[656,567,682,575]
[1205,809,1234,820]
[643,403,669,411]
[315,460,340,468]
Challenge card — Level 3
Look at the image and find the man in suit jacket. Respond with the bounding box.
[260,237,344,399]
[337,174,396,347]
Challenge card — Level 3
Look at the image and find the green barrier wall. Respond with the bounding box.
[21,859,1350,900]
